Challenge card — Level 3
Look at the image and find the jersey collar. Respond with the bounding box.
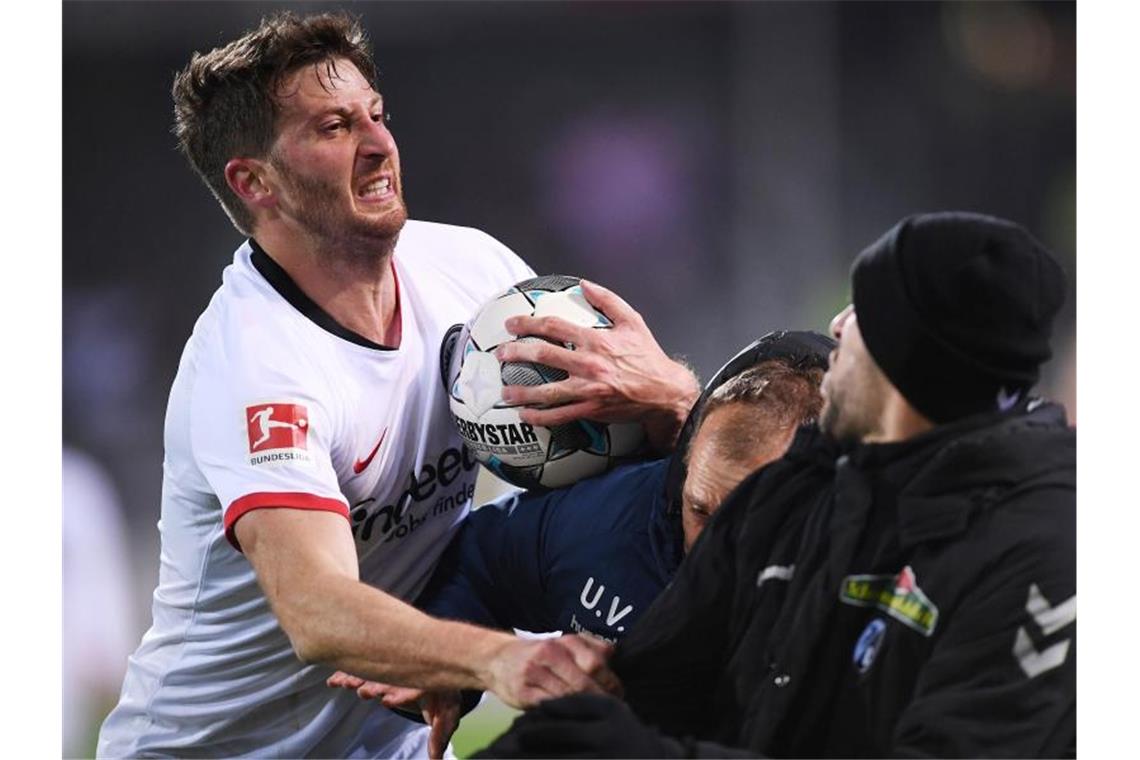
[248,239,397,351]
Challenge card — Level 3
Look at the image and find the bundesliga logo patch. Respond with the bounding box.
[246,402,311,466]
[839,565,939,637]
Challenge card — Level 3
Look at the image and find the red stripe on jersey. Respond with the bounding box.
[224,492,350,553]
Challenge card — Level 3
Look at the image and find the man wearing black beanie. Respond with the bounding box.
[833,211,1067,434]
[479,212,1075,759]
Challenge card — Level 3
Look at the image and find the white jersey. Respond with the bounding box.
[98,221,534,758]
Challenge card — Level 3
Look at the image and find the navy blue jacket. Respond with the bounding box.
[415,458,681,643]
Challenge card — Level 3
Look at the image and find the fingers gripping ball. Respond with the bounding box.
[446,275,646,490]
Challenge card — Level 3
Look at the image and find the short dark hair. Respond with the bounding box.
[171,11,377,234]
[695,359,824,465]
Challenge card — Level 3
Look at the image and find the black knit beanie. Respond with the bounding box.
[851,212,1067,424]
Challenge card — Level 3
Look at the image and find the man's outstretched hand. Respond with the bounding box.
[326,672,460,759]
[495,279,700,453]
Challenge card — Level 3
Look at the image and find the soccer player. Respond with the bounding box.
[97,12,698,758]
[481,212,1076,758]
[328,331,832,724]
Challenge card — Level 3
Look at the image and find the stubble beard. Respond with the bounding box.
[818,391,846,441]
[819,381,863,445]
[274,160,408,260]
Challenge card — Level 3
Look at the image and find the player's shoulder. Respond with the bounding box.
[397,219,534,281]
[185,243,331,388]
[400,218,501,244]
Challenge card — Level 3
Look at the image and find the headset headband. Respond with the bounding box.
[663,329,836,514]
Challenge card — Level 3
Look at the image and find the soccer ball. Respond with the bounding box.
[445,275,646,490]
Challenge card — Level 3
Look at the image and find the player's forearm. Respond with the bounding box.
[279,570,515,691]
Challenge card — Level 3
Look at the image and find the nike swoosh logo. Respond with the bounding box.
[353,428,388,474]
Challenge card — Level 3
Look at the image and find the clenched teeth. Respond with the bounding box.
[359,177,391,197]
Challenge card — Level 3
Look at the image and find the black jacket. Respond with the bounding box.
[613,401,1076,757]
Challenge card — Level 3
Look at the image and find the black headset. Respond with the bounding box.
[662,329,836,516]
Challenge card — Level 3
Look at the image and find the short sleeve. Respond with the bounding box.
[189,321,349,552]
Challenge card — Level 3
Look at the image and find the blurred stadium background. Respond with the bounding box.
[62,1,1074,756]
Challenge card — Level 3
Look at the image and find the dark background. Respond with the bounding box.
[62,1,1075,753]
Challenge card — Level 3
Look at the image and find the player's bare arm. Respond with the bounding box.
[235,507,620,708]
[495,279,700,452]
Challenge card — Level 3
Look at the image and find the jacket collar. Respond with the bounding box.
[842,401,1073,547]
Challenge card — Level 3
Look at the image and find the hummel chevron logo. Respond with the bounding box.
[353,428,388,475]
[1012,583,1075,678]
[1026,583,1077,635]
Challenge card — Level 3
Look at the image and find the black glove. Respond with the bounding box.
[474,693,686,758]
